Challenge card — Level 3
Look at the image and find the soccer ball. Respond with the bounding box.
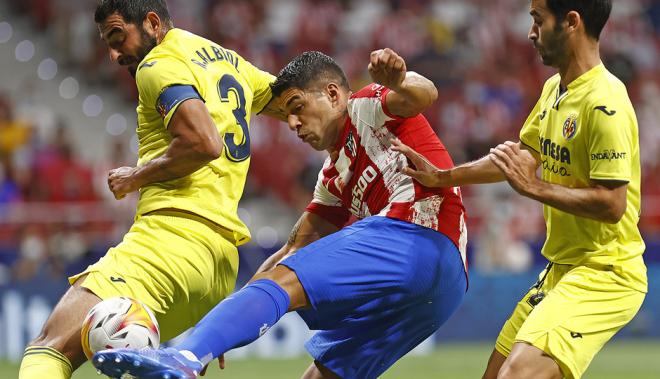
[81,296,160,359]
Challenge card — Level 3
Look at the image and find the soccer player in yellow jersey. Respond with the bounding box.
[393,0,646,378]
[19,1,280,378]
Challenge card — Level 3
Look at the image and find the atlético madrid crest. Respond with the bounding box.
[563,113,578,140]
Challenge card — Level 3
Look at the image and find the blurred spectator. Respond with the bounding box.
[31,121,97,202]
[48,223,89,276]
[0,156,22,204]
[0,93,32,158]
[13,224,47,281]
[204,0,266,53]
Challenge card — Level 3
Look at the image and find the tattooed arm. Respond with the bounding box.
[255,212,340,274]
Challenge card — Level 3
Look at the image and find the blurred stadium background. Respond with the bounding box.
[0,0,658,377]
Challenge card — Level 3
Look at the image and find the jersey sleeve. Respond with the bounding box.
[305,159,350,228]
[519,98,542,152]
[586,102,633,182]
[240,59,275,114]
[520,76,559,151]
[348,84,403,132]
[136,57,202,127]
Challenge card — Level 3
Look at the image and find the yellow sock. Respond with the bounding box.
[19,346,73,379]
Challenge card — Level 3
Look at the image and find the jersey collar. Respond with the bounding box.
[141,28,181,66]
[566,63,606,90]
[160,28,183,44]
[331,118,352,156]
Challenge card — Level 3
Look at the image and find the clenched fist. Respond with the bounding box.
[108,166,140,200]
[368,48,407,90]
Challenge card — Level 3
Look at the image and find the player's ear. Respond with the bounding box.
[326,83,341,107]
[143,11,161,36]
[565,10,580,34]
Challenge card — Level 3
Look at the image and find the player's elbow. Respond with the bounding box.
[196,137,223,161]
[398,72,438,116]
[398,92,437,117]
[427,85,439,105]
[204,142,223,161]
[410,83,438,115]
[592,182,628,224]
[601,202,626,224]
[419,73,438,108]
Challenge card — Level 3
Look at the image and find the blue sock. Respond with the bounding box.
[175,279,290,364]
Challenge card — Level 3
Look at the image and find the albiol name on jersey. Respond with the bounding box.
[191,44,240,71]
[350,166,377,216]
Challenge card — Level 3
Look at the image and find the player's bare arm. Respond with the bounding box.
[391,137,509,187]
[255,212,339,274]
[368,48,437,117]
[107,99,222,199]
[491,141,627,223]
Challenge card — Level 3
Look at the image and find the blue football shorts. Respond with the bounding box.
[280,216,467,379]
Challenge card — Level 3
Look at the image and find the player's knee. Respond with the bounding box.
[27,321,63,350]
[26,316,87,367]
[26,332,50,349]
[25,332,79,370]
[251,266,308,310]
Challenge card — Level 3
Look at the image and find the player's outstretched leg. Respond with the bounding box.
[92,347,203,379]
[93,270,299,378]
[19,276,101,379]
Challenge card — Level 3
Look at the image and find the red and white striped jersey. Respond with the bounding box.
[306,84,468,269]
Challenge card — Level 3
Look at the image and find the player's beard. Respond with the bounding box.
[128,28,158,77]
[537,24,568,67]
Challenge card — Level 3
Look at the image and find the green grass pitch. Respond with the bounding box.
[2,340,659,378]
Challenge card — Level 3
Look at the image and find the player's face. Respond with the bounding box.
[98,13,157,77]
[528,0,568,67]
[279,86,345,152]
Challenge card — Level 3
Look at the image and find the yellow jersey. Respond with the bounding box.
[520,64,646,292]
[134,28,274,246]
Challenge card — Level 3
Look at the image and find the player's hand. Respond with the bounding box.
[218,354,225,370]
[199,355,225,376]
[368,48,407,90]
[489,141,540,196]
[107,166,140,200]
[390,138,452,187]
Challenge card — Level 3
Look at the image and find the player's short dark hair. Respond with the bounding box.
[546,0,611,40]
[94,0,172,26]
[271,51,350,97]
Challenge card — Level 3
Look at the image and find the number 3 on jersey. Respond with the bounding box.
[218,74,250,162]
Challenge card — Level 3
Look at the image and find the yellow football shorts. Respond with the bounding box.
[69,210,239,341]
[495,263,645,379]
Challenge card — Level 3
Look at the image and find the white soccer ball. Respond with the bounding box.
[81,296,160,359]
